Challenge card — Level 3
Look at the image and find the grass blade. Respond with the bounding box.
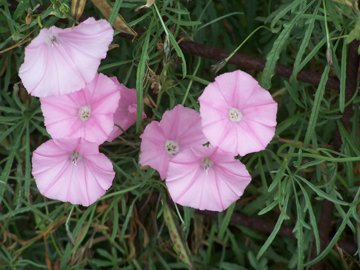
[303,65,330,147]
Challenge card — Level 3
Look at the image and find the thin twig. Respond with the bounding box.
[118,31,340,90]
[178,40,340,90]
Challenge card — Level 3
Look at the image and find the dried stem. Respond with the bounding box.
[117,30,341,90]
[178,40,340,90]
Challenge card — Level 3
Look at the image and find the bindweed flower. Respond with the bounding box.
[40,73,120,144]
[166,145,251,212]
[199,70,277,156]
[32,138,115,206]
[139,105,206,179]
[19,17,114,97]
[107,77,146,142]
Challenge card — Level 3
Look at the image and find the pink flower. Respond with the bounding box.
[199,70,278,156]
[32,138,115,206]
[40,73,120,144]
[166,145,251,212]
[19,17,114,97]
[139,105,206,179]
[107,77,146,142]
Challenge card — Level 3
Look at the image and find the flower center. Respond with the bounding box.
[201,157,213,170]
[128,104,137,114]
[71,151,81,165]
[79,105,91,121]
[228,108,242,122]
[165,140,180,156]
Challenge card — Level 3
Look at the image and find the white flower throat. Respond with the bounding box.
[228,108,242,122]
[71,151,81,165]
[201,157,213,170]
[165,140,180,156]
[79,105,91,121]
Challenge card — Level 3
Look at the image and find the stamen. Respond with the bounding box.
[201,157,213,170]
[164,140,180,156]
[79,105,91,121]
[228,108,242,122]
[71,151,81,165]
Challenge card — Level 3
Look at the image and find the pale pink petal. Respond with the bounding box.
[242,103,278,126]
[139,122,170,179]
[84,115,114,143]
[32,138,115,206]
[197,84,229,113]
[241,85,276,108]
[199,70,277,156]
[160,105,206,146]
[90,76,121,114]
[139,105,206,179]
[166,146,251,212]
[41,73,120,144]
[229,70,258,108]
[107,77,146,141]
[19,18,114,97]
[241,120,276,149]
[20,42,86,97]
[206,122,240,155]
[214,71,256,107]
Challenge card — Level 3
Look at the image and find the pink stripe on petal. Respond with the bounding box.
[19,18,114,97]
[32,138,115,206]
[140,105,206,180]
[171,168,202,206]
[166,145,252,212]
[41,73,120,144]
[200,70,277,155]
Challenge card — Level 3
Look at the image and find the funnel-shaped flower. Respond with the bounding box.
[41,73,120,144]
[199,70,277,156]
[32,138,115,206]
[19,17,114,97]
[107,77,146,142]
[166,145,251,212]
[139,105,206,179]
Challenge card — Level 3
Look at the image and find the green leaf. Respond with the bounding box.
[154,3,187,77]
[268,0,302,30]
[13,0,30,20]
[296,175,348,206]
[291,2,320,80]
[304,205,353,266]
[109,0,123,25]
[346,18,360,44]
[303,65,330,147]
[257,182,291,259]
[0,125,25,202]
[218,203,236,240]
[339,40,347,113]
[261,1,314,89]
[135,25,151,132]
